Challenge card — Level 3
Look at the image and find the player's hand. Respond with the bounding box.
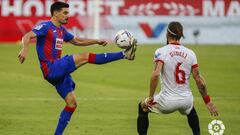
[206,101,218,116]
[97,40,108,46]
[145,97,156,108]
[18,48,28,64]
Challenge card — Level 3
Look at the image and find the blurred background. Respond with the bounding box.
[0,0,240,135]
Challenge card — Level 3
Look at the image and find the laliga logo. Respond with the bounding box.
[208,119,225,135]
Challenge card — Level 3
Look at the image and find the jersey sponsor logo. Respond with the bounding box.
[55,38,63,50]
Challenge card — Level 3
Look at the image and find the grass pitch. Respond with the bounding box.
[0,43,239,135]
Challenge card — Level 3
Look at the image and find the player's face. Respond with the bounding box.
[56,8,69,24]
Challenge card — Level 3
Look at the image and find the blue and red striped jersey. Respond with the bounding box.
[32,21,74,77]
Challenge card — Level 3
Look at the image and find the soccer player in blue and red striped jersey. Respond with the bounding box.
[18,2,137,135]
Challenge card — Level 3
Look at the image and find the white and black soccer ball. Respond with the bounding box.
[114,30,133,49]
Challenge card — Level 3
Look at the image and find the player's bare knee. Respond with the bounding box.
[73,52,90,67]
[67,99,78,108]
[65,92,78,108]
[81,52,90,61]
[74,52,89,61]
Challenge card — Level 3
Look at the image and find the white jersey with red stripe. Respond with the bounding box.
[154,44,198,99]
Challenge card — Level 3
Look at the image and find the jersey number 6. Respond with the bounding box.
[175,63,186,84]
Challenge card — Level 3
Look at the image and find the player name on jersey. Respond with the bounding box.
[169,51,187,59]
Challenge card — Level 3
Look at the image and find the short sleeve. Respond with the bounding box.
[191,51,198,69]
[154,48,164,64]
[32,23,49,37]
[63,28,74,42]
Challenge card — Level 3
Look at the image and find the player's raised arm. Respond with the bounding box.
[18,31,36,64]
[69,37,107,47]
[192,67,218,116]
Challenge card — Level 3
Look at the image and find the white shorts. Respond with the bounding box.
[147,94,193,115]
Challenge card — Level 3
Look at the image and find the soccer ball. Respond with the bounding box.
[114,30,134,49]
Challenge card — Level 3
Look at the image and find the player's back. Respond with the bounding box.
[154,44,198,98]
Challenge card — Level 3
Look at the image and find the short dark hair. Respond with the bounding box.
[167,21,184,40]
[50,2,69,16]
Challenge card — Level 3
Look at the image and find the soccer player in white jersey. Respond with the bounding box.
[137,21,218,135]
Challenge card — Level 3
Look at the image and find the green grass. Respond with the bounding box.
[0,43,240,135]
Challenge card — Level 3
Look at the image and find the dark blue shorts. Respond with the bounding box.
[45,55,77,99]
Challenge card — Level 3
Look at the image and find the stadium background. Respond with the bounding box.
[0,0,240,135]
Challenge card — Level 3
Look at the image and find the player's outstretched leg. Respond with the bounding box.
[88,51,125,64]
[54,92,77,135]
[137,102,149,135]
[88,39,137,64]
[73,39,137,68]
[73,51,124,68]
[187,107,200,135]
